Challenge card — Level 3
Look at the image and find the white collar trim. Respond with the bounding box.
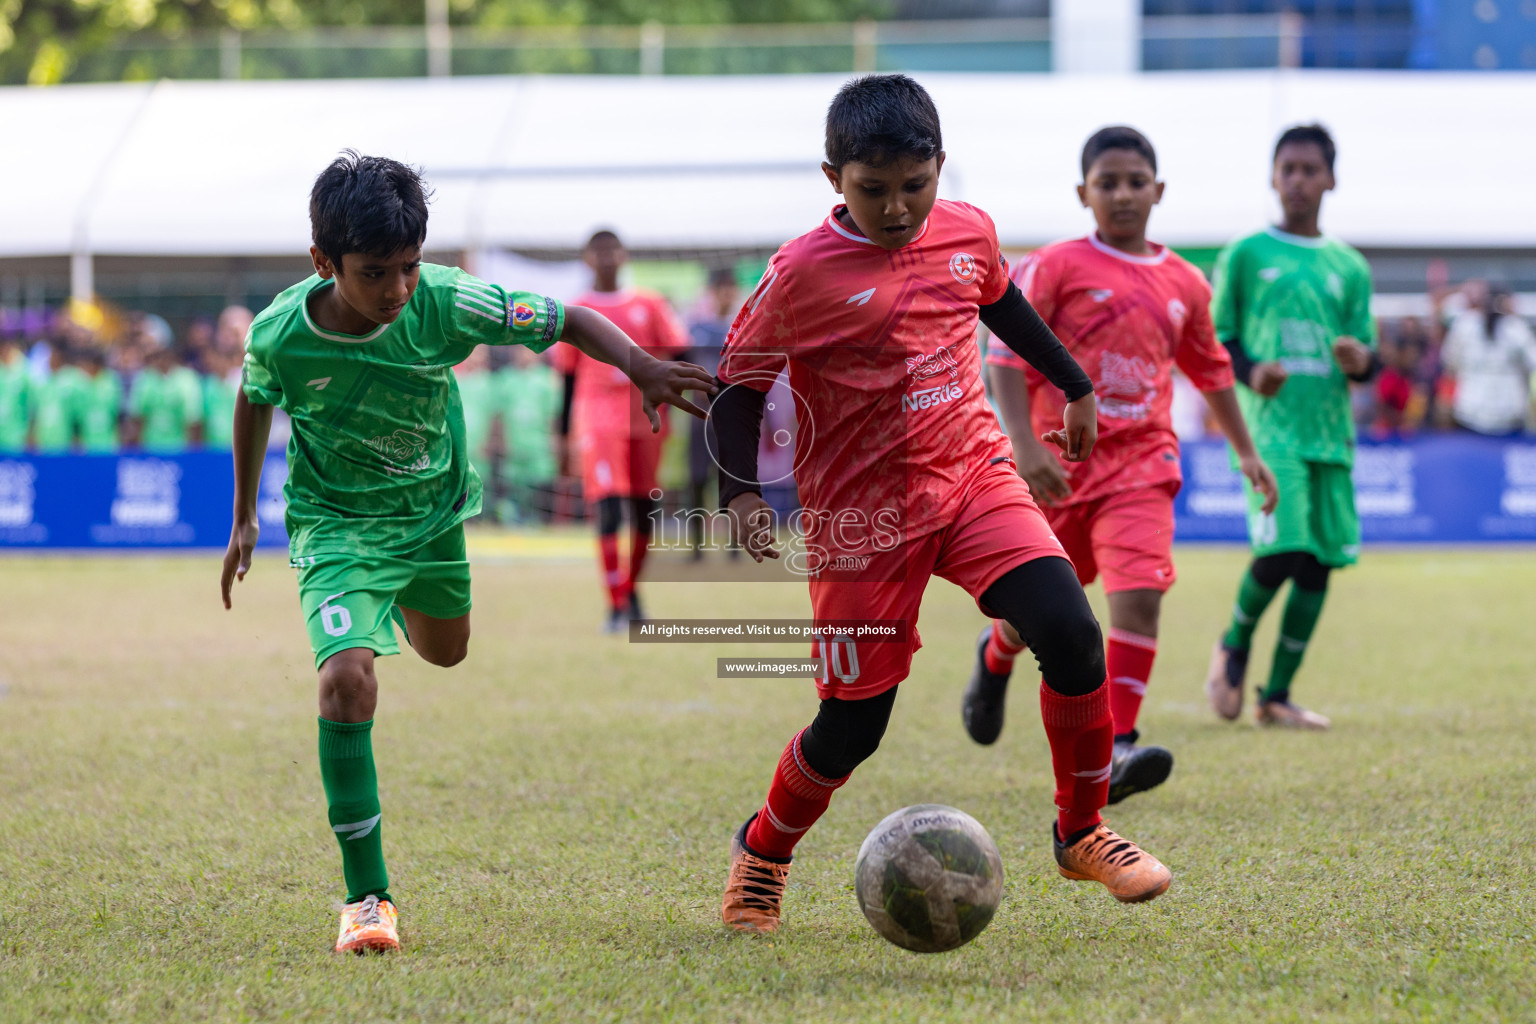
[303,282,392,344]
[825,207,930,247]
[1087,232,1169,266]
[1265,225,1330,249]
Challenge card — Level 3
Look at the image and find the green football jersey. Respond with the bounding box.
[0,358,32,452]
[130,365,203,452]
[202,372,239,450]
[500,364,560,481]
[1211,226,1376,466]
[31,365,87,453]
[77,369,122,453]
[242,263,564,559]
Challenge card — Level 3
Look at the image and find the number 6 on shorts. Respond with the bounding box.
[320,592,353,637]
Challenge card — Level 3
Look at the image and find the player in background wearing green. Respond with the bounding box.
[453,344,499,506]
[30,344,87,452]
[220,152,713,954]
[0,337,32,453]
[1204,125,1379,730]
[129,343,203,452]
[77,349,123,453]
[202,345,242,451]
[499,344,561,522]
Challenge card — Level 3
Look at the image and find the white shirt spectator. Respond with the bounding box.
[1442,309,1536,435]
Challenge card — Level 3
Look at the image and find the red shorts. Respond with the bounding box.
[807,462,1068,701]
[579,431,664,501]
[1043,482,1179,595]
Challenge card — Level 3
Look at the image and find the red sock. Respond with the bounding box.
[598,533,625,610]
[627,527,651,597]
[1039,680,1113,839]
[744,729,849,859]
[1106,628,1157,737]
[984,619,1027,675]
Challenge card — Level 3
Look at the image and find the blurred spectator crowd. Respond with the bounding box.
[0,303,251,455]
[1170,280,1536,441]
[3,274,1531,511]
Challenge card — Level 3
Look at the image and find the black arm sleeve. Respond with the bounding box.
[1346,349,1383,384]
[1223,338,1256,388]
[709,378,766,509]
[978,281,1093,402]
[558,372,576,436]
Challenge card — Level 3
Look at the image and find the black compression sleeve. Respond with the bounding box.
[709,379,766,508]
[559,372,576,436]
[1346,349,1383,384]
[978,281,1093,402]
[1223,338,1256,388]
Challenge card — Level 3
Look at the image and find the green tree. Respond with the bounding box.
[1,0,892,84]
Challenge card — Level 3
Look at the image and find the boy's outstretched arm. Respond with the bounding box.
[1203,386,1278,514]
[978,281,1097,461]
[710,381,780,563]
[987,361,1072,506]
[221,390,274,608]
[560,305,716,431]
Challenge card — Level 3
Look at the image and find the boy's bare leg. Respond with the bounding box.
[396,608,470,668]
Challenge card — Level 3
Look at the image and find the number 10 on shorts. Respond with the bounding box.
[320,592,353,637]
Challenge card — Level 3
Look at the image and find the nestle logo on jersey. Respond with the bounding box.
[902,381,965,411]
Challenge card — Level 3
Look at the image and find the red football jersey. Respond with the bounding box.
[555,289,687,438]
[986,234,1234,505]
[719,200,1014,546]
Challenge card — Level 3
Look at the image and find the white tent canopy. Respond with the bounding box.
[3,70,1534,267]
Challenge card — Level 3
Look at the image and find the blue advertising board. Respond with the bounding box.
[2,436,1535,549]
[0,451,289,549]
[1174,435,1536,544]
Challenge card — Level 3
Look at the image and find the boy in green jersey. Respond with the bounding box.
[30,344,88,453]
[499,344,561,522]
[1204,125,1379,731]
[219,153,713,954]
[0,338,31,452]
[129,345,204,452]
[201,345,241,450]
[77,349,123,453]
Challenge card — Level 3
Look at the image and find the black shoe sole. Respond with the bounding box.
[1107,746,1174,805]
[962,627,1011,746]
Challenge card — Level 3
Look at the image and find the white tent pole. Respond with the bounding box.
[70,80,162,304]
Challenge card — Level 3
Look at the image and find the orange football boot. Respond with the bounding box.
[335,894,399,954]
[721,815,791,934]
[1054,823,1172,903]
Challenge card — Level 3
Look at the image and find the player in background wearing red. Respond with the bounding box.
[710,77,1173,935]
[556,231,689,632]
[967,127,1278,803]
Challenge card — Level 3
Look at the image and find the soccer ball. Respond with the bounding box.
[854,804,1004,953]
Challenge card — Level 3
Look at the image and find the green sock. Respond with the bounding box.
[318,718,392,905]
[1261,583,1328,704]
[1223,568,1281,651]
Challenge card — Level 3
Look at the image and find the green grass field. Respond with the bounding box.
[1,546,1532,1023]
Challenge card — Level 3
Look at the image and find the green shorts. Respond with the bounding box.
[1244,458,1360,568]
[293,525,472,669]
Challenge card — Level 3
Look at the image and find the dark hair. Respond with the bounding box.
[1081,125,1157,179]
[707,265,737,288]
[310,151,430,268]
[585,229,622,249]
[1273,124,1336,172]
[825,74,942,169]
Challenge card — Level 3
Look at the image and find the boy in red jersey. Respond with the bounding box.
[556,230,689,631]
[967,127,1278,802]
[710,77,1172,935]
